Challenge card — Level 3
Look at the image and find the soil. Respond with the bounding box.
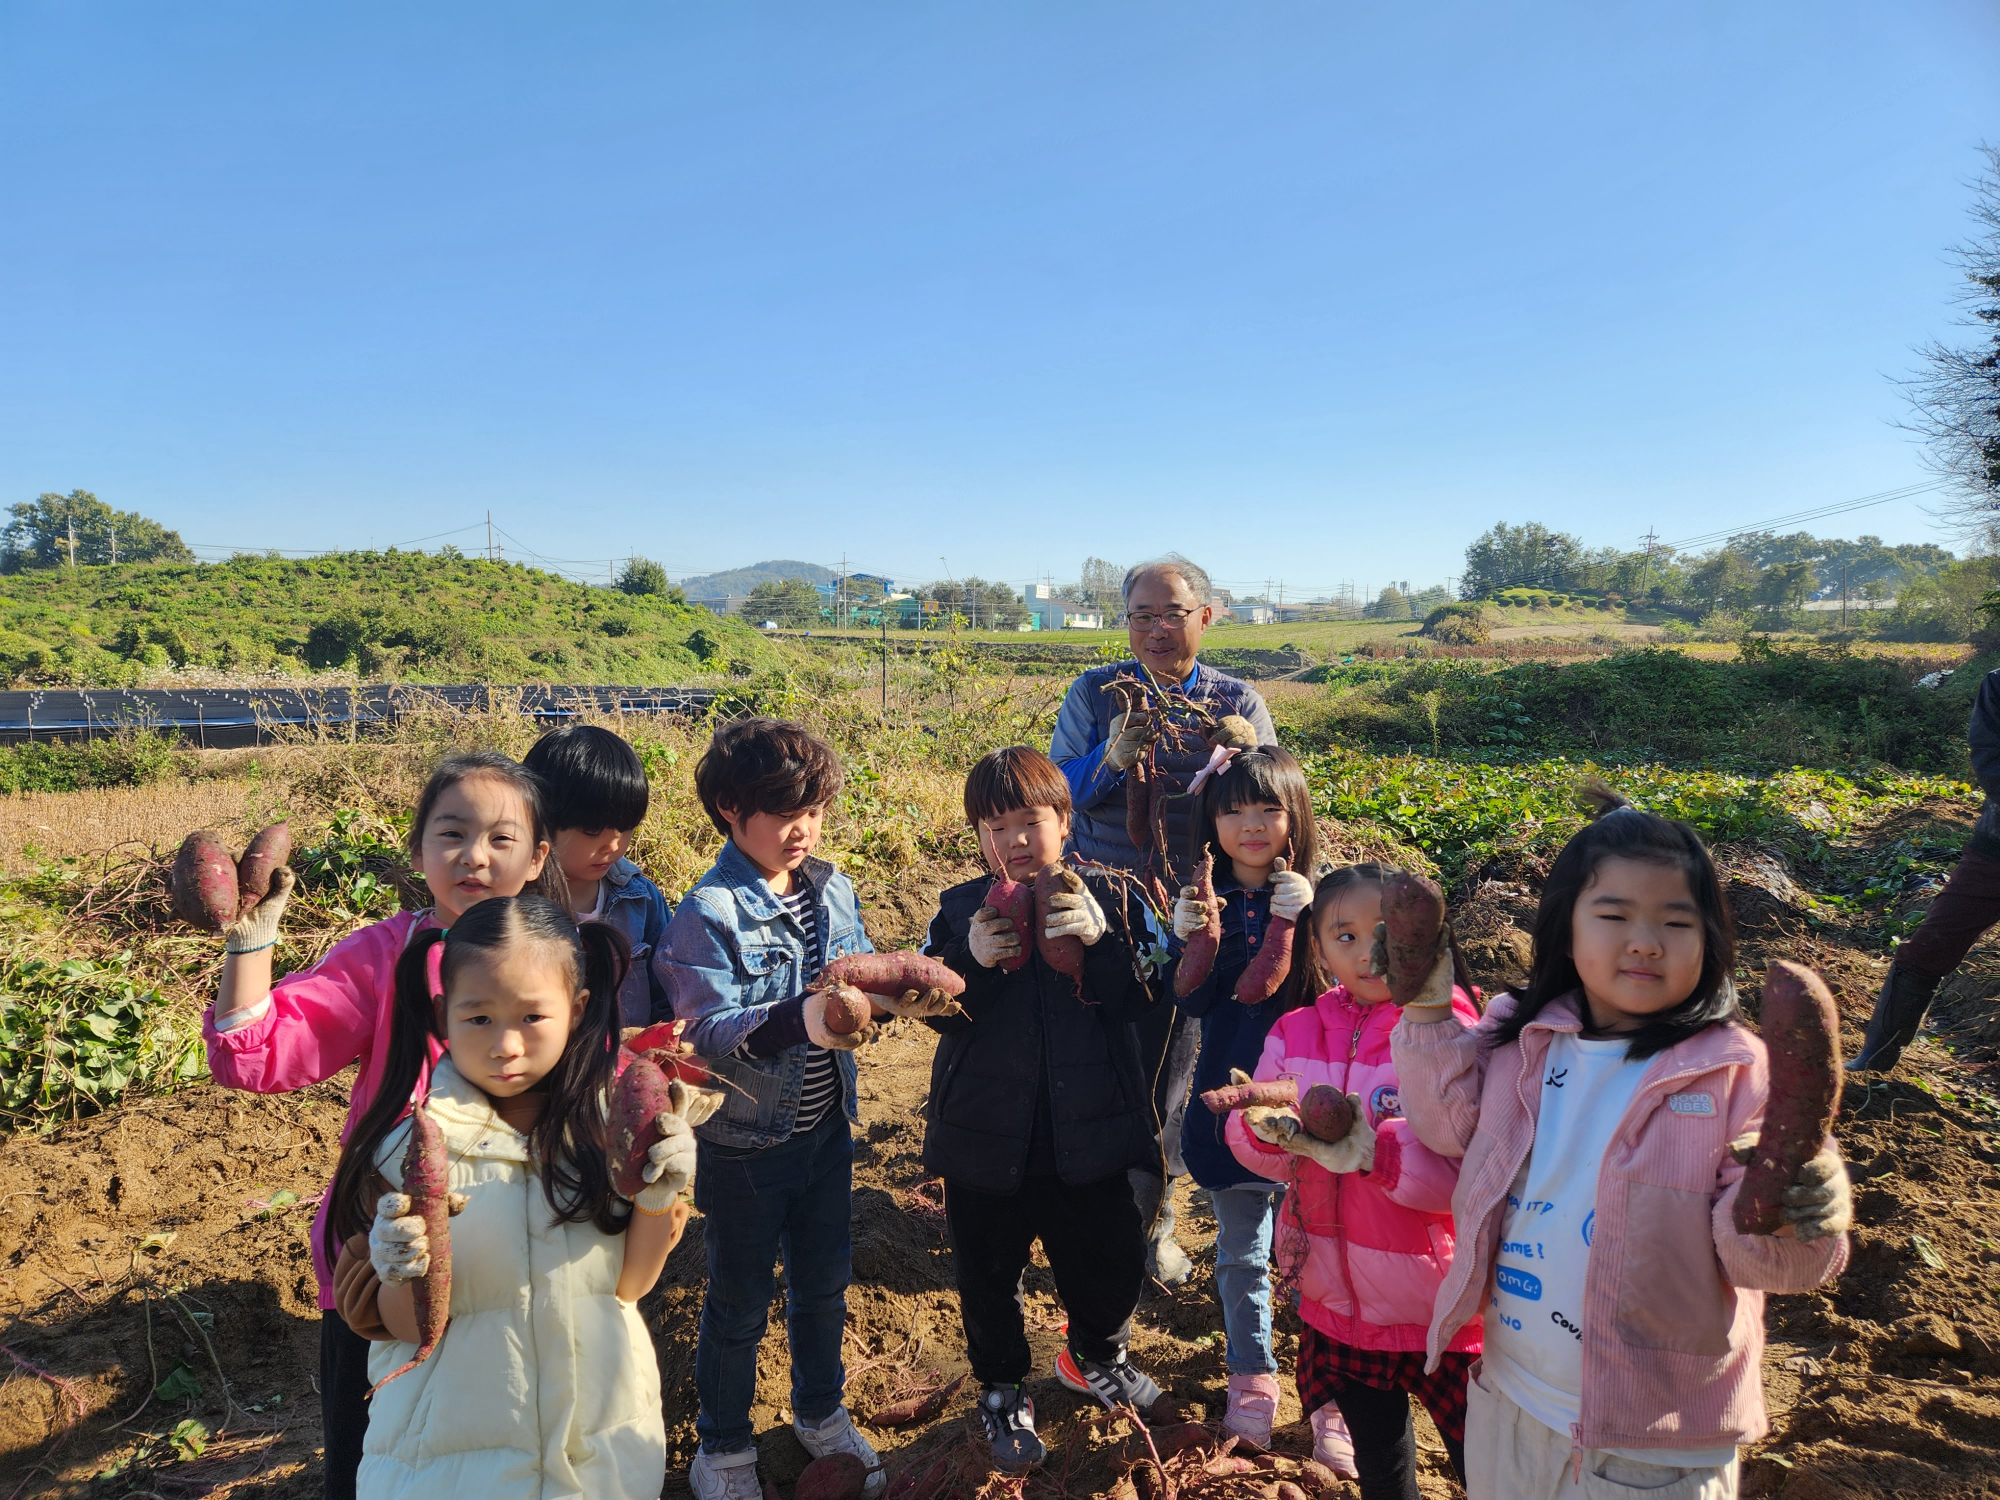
[4,828,2000,1499]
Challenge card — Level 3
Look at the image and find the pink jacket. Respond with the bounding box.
[203,911,436,1309]
[1226,984,1483,1355]
[1392,992,1849,1453]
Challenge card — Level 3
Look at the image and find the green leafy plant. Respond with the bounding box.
[0,949,203,1126]
[295,809,409,919]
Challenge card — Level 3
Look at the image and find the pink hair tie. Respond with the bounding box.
[426,938,447,1002]
[1187,743,1239,796]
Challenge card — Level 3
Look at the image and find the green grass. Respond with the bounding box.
[0,551,781,686]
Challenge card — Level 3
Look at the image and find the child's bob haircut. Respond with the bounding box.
[524,724,651,834]
[407,750,568,907]
[964,745,1072,827]
[1492,780,1739,1061]
[694,716,844,836]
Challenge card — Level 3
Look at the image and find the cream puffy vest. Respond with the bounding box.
[358,1057,666,1500]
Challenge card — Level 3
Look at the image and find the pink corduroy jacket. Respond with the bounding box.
[203,911,435,1310]
[1391,991,1849,1453]
[1226,983,1483,1355]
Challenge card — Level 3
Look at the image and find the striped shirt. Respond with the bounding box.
[779,884,842,1134]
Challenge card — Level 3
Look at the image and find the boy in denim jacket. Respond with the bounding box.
[663,718,952,1500]
[523,724,674,1027]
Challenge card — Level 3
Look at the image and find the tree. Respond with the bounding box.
[1688,549,1760,616]
[617,556,675,598]
[1905,146,2000,546]
[2,491,194,571]
[1365,585,1411,620]
[1460,522,1582,598]
[1755,560,1817,617]
[1076,557,1124,610]
[739,578,824,627]
[918,577,1025,628]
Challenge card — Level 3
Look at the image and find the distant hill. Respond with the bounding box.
[0,552,778,686]
[679,559,862,600]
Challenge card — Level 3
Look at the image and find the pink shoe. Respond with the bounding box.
[1311,1402,1359,1478]
[1223,1373,1281,1448]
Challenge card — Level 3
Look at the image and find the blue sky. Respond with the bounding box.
[3,3,1997,600]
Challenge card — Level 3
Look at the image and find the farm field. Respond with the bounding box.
[1,663,1998,1498]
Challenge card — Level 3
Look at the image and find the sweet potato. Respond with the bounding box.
[171,829,239,931]
[1299,1085,1355,1143]
[1126,758,1153,852]
[1233,858,1296,1005]
[1272,1484,1309,1500]
[1734,960,1843,1235]
[235,821,291,916]
[867,1371,966,1427]
[984,876,1032,972]
[1377,871,1448,1004]
[818,952,967,1000]
[371,1101,452,1390]
[1035,864,1086,978]
[619,1023,710,1087]
[609,1052,678,1199]
[1200,1077,1298,1116]
[820,987,872,1035]
[1173,852,1221,998]
[796,1453,871,1500]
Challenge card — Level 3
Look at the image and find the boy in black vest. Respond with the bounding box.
[921,745,1169,1470]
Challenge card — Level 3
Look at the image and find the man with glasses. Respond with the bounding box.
[1048,555,1273,1287]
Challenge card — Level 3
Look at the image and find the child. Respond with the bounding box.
[1168,744,1323,1448]
[1227,866,1481,1500]
[326,895,703,1498]
[523,723,675,1027]
[921,746,1169,1470]
[203,750,564,1500]
[662,717,952,1500]
[1392,788,1853,1499]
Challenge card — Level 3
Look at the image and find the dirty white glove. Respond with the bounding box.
[968,906,1023,969]
[1172,886,1213,940]
[1104,709,1156,773]
[627,1078,722,1213]
[1210,714,1259,750]
[1268,868,1314,924]
[1246,1096,1377,1174]
[1783,1148,1852,1241]
[871,986,963,1020]
[225,866,296,955]
[804,985,879,1051]
[1044,884,1109,946]
[369,1192,429,1285]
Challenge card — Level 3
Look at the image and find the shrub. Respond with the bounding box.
[0,730,180,794]
[0,948,203,1128]
[1421,603,1490,646]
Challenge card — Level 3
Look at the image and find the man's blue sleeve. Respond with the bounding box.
[1051,674,1120,809]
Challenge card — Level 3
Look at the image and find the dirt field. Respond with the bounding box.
[4,822,2000,1498]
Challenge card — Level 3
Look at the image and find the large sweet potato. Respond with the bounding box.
[1125,758,1153,852]
[1299,1085,1355,1143]
[371,1102,452,1390]
[609,1053,678,1200]
[984,876,1032,972]
[1035,864,1087,978]
[1174,852,1222,998]
[1377,871,1447,1004]
[235,821,291,916]
[1734,961,1843,1235]
[1200,1076,1298,1116]
[818,952,967,1000]
[819,987,872,1035]
[171,830,239,931]
[796,1453,871,1500]
[1233,858,1296,1005]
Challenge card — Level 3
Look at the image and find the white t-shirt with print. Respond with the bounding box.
[1483,1032,1736,1468]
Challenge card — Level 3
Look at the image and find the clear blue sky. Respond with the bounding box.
[3,3,1997,600]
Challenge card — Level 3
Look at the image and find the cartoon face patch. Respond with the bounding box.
[1370,1084,1402,1123]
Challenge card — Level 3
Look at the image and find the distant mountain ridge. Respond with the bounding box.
[678,559,891,599]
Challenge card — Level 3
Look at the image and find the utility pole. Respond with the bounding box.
[1841,564,1849,629]
[1638,527,1659,607]
[840,553,848,632]
[486,510,494,563]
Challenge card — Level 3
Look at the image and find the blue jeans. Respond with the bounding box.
[692,1109,854,1453]
[1210,1184,1282,1376]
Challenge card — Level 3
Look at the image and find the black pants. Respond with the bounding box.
[1326,1380,1467,1500]
[943,1173,1146,1385]
[1895,841,2000,980]
[318,1308,371,1500]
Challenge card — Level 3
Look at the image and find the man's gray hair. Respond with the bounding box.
[1121,554,1212,607]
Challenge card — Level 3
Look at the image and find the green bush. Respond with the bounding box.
[0,730,181,794]
[1420,602,1490,646]
[0,949,203,1128]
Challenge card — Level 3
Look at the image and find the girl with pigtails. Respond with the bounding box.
[324,894,708,1500]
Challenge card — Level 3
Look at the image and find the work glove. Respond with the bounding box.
[225,866,296,955]
[1268,867,1314,925]
[804,985,880,1051]
[1728,1136,1853,1241]
[1104,709,1156,773]
[628,1079,722,1214]
[1377,930,1457,1017]
[1172,886,1214,940]
[1044,883,1109,946]
[1209,714,1259,750]
[1244,1087,1376,1175]
[870,986,964,1020]
[968,906,1023,969]
[369,1192,429,1285]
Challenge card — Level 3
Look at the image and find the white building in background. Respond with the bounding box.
[1235,604,1275,625]
[1024,584,1104,630]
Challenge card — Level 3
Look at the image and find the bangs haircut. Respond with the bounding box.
[407,749,568,907]
[694,716,844,836]
[1188,744,1320,879]
[964,745,1072,826]
[1491,780,1739,1061]
[523,724,651,834]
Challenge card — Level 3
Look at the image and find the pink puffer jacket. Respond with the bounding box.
[1227,983,1483,1354]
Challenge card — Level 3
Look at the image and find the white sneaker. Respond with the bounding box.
[1311,1402,1359,1478]
[689,1447,764,1500]
[794,1407,885,1498]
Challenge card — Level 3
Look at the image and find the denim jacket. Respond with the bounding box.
[660,840,873,1149]
[592,857,674,1030]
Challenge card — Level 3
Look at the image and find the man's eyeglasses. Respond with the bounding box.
[1126,609,1197,631]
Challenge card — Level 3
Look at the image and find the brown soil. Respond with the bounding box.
[5,840,2000,1498]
